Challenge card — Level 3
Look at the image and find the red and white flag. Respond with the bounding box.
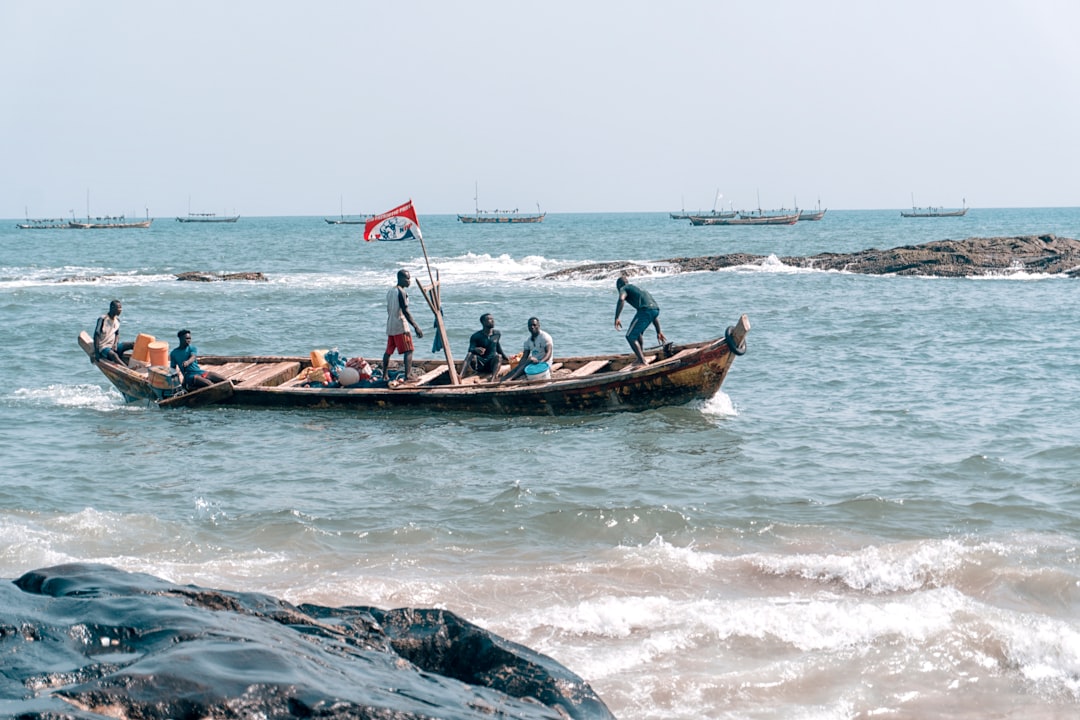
[363,199,422,241]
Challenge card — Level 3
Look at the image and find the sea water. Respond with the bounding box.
[2,208,1080,718]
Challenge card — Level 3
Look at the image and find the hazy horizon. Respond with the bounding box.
[5,1,1079,218]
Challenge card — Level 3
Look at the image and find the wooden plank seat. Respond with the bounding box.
[659,347,699,364]
[567,359,610,377]
[228,361,301,388]
[414,365,449,386]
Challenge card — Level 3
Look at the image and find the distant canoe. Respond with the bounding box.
[900,196,967,218]
[798,208,827,221]
[900,207,967,218]
[457,182,545,224]
[672,210,736,220]
[457,212,546,224]
[70,218,153,229]
[177,213,239,223]
[16,219,73,229]
[690,212,799,226]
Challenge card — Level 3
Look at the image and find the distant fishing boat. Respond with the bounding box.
[671,189,736,220]
[324,196,371,225]
[70,216,153,229]
[16,210,73,230]
[901,195,967,218]
[457,183,545,224]
[690,212,800,226]
[176,197,239,223]
[177,212,239,223]
[798,200,827,221]
[25,193,153,229]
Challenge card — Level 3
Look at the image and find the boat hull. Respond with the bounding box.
[69,220,153,229]
[690,214,799,226]
[78,317,749,416]
[900,209,967,217]
[457,214,546,224]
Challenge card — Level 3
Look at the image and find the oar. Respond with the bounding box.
[415,278,460,385]
[414,232,460,385]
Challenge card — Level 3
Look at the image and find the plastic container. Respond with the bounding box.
[524,361,551,380]
[310,349,328,368]
[147,341,169,367]
[148,366,180,391]
[132,333,156,363]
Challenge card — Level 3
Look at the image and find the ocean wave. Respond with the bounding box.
[8,383,130,411]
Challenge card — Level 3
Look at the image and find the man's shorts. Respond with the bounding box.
[385,333,415,355]
[626,308,659,344]
[468,353,499,373]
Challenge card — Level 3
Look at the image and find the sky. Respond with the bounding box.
[3,0,1080,217]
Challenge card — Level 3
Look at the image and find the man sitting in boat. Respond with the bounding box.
[93,299,134,364]
[503,317,553,381]
[169,330,226,390]
[614,276,666,366]
[461,313,510,382]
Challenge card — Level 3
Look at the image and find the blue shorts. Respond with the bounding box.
[626,308,659,344]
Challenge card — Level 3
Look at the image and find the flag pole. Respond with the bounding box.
[415,229,460,385]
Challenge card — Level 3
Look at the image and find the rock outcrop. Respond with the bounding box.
[3,563,613,720]
[175,271,267,282]
[541,235,1080,280]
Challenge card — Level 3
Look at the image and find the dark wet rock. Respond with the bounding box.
[3,563,613,720]
[175,271,267,282]
[541,235,1080,279]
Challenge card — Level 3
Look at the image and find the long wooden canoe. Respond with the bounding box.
[78,315,749,416]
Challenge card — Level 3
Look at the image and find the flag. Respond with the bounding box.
[363,199,423,241]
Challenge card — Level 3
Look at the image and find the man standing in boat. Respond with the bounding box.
[614,276,666,366]
[93,299,134,364]
[382,269,424,384]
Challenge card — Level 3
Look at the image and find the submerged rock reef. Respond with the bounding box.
[3,563,613,720]
[175,271,267,282]
[542,235,1080,280]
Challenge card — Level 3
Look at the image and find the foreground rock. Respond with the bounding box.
[3,564,613,720]
[542,235,1080,280]
[175,271,267,282]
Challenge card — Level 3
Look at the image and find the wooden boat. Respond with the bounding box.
[456,182,545,224]
[798,200,827,221]
[324,197,371,224]
[457,210,546,224]
[676,210,736,221]
[690,212,799,226]
[900,195,967,217]
[16,218,73,229]
[69,217,153,229]
[77,316,750,416]
[325,217,369,225]
[176,212,239,223]
[900,206,967,218]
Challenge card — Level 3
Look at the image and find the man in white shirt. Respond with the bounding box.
[504,317,553,381]
[381,269,424,383]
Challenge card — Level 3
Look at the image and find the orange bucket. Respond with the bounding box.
[132,333,156,363]
[147,341,169,367]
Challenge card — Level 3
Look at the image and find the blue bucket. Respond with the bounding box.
[524,361,551,380]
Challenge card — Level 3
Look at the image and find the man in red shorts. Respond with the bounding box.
[381,269,424,384]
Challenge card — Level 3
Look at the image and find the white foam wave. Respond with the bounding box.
[0,267,176,288]
[746,538,975,594]
[10,384,129,411]
[698,390,737,418]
